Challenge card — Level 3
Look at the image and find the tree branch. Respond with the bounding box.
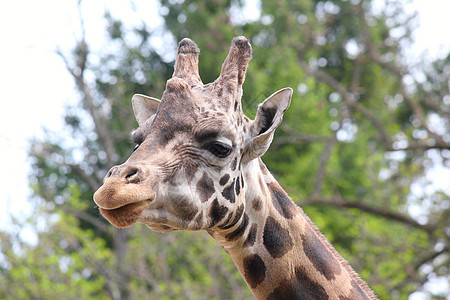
[422,93,450,119]
[300,195,437,233]
[393,245,449,291]
[385,140,450,151]
[66,161,102,192]
[364,30,447,146]
[62,206,114,235]
[297,57,450,152]
[414,246,449,271]
[56,46,117,168]
[297,58,393,147]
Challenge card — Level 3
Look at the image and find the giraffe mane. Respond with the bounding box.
[298,208,377,299]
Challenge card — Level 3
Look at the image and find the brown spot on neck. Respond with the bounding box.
[301,228,342,280]
[263,216,293,258]
[267,182,297,219]
[267,266,329,300]
[242,254,266,289]
[252,196,262,211]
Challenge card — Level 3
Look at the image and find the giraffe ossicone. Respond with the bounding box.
[93,36,377,299]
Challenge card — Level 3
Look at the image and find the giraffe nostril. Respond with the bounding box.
[125,168,138,179]
[106,166,119,178]
[123,167,142,183]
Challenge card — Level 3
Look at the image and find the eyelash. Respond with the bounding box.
[130,139,232,158]
[132,144,140,153]
[205,142,232,158]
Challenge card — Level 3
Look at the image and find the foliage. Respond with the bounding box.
[0,0,448,299]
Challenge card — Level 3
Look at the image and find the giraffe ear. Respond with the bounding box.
[132,94,161,127]
[243,88,293,162]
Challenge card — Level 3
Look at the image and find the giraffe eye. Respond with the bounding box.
[205,142,232,158]
[131,144,140,153]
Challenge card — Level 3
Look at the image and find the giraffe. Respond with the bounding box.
[93,36,377,299]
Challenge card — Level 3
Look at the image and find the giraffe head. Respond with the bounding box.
[93,37,292,232]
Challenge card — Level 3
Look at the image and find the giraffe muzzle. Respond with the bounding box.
[93,164,154,227]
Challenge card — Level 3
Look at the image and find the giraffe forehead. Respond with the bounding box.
[164,78,240,110]
[145,92,243,148]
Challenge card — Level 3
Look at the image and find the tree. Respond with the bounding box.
[162,0,448,297]
[0,0,448,299]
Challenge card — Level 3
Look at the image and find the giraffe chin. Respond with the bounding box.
[99,200,151,228]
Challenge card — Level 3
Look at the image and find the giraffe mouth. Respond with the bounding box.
[99,200,151,228]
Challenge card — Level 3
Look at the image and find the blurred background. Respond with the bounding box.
[0,0,449,299]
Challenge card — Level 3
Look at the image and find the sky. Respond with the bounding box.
[0,0,449,297]
[0,0,162,228]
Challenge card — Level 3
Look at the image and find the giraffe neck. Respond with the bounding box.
[209,158,376,300]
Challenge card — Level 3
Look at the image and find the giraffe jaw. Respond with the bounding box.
[98,200,151,228]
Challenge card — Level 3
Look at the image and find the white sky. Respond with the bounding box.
[0,0,449,296]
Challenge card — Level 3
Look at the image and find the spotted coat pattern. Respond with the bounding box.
[93,37,377,299]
